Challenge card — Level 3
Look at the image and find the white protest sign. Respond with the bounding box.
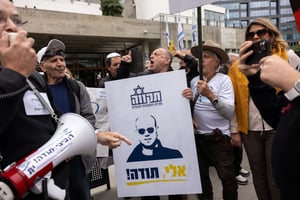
[86,87,109,157]
[106,70,202,197]
[169,0,218,14]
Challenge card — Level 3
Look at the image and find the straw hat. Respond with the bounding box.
[191,40,229,64]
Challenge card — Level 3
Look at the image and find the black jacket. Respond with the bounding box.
[98,61,134,88]
[247,71,300,199]
[0,68,69,199]
[182,55,199,87]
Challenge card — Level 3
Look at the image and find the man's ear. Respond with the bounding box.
[164,58,171,65]
[39,63,46,72]
[106,65,112,72]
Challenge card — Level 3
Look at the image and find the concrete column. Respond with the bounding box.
[143,41,150,60]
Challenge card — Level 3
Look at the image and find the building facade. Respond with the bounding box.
[212,0,299,46]
[13,0,245,86]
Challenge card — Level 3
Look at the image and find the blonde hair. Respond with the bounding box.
[65,67,74,79]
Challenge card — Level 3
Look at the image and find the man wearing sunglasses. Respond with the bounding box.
[127,115,182,162]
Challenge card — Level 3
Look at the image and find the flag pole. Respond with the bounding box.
[197,6,203,80]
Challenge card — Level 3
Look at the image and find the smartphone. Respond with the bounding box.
[245,39,270,65]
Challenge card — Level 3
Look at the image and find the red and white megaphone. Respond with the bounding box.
[0,113,97,200]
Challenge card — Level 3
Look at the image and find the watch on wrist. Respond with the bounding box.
[212,97,219,107]
[284,79,300,101]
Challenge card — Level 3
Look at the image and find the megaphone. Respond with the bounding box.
[0,113,97,200]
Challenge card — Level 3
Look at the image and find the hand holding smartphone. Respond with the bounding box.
[245,39,270,65]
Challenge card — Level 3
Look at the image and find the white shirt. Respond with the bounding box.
[191,73,235,136]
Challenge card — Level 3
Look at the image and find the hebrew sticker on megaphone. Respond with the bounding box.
[0,113,97,199]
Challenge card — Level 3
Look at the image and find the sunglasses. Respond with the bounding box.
[138,127,155,135]
[42,50,66,61]
[246,29,268,40]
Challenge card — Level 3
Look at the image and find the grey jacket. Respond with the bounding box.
[73,80,97,174]
[46,75,97,174]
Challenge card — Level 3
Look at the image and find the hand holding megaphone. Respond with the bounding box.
[0,113,132,200]
[0,113,97,200]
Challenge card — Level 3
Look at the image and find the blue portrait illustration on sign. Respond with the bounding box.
[127,115,183,162]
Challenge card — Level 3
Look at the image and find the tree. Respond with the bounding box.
[100,0,123,17]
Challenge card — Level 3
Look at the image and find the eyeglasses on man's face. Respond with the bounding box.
[150,52,168,59]
[246,29,268,40]
[138,127,155,135]
[0,12,27,27]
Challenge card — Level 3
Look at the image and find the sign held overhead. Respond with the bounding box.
[169,0,218,14]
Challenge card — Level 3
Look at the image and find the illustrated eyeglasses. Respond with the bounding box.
[42,50,66,61]
[138,127,155,135]
[246,29,268,40]
[0,14,27,27]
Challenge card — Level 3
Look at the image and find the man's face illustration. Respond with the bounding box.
[136,116,158,146]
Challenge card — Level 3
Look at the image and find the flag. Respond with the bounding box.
[290,0,300,33]
[168,40,176,54]
[192,9,197,46]
[165,16,171,45]
[177,15,184,51]
[165,16,175,54]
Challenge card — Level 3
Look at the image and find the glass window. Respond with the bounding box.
[186,40,192,49]
[204,10,225,27]
[280,0,290,6]
[271,8,277,15]
[230,20,240,28]
[240,3,248,10]
[286,33,293,40]
[280,16,295,23]
[270,1,277,8]
[205,11,209,20]
[280,8,292,15]
[271,18,278,26]
[229,11,239,18]
[220,13,225,21]
[241,21,248,28]
[250,10,270,17]
[241,11,247,17]
[217,3,239,10]
[250,1,269,8]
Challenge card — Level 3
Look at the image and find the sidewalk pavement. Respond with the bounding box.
[91,150,257,200]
